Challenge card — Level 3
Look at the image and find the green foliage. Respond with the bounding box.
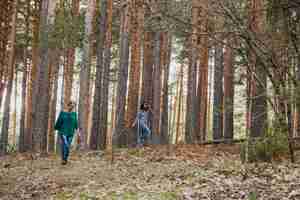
[79,192,99,200]
[159,192,178,200]
[7,144,17,153]
[49,5,85,49]
[55,191,73,200]
[248,191,257,200]
[240,127,289,162]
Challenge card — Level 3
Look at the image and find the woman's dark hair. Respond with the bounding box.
[140,102,149,111]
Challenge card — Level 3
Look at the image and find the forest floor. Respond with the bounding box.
[1,144,300,200]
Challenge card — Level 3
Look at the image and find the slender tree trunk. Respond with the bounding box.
[12,68,18,147]
[47,49,60,152]
[19,54,28,152]
[0,0,17,155]
[185,0,199,143]
[0,60,14,155]
[126,0,144,145]
[110,78,117,136]
[249,0,267,137]
[161,33,172,144]
[196,0,209,142]
[175,64,184,144]
[212,44,224,140]
[79,0,96,150]
[63,0,79,109]
[32,0,57,153]
[19,1,30,152]
[223,42,234,140]
[141,31,154,105]
[171,68,179,142]
[115,1,130,146]
[90,0,108,150]
[26,0,40,151]
[152,32,162,142]
[105,0,113,154]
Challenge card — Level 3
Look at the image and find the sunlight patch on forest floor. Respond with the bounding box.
[0,144,300,200]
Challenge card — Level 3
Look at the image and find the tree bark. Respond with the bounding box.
[19,0,31,153]
[47,49,60,152]
[223,42,234,140]
[175,63,184,144]
[79,0,96,150]
[32,0,57,153]
[141,31,154,106]
[186,0,199,143]
[0,0,17,155]
[212,44,224,140]
[90,0,108,150]
[115,1,130,146]
[26,0,40,151]
[104,0,113,153]
[152,32,162,142]
[126,0,144,145]
[161,33,172,144]
[248,0,267,138]
[196,0,209,142]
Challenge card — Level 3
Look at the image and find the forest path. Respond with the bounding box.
[1,144,300,200]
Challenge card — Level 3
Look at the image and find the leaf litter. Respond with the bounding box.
[0,144,300,200]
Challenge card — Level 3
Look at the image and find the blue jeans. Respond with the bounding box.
[60,135,73,161]
[137,123,151,145]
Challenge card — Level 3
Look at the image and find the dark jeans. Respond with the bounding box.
[137,123,151,145]
[60,134,73,161]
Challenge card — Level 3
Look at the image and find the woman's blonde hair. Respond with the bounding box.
[67,101,76,111]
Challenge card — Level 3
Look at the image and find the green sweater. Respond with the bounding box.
[54,111,78,136]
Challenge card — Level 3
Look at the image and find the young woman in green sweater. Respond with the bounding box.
[54,101,79,165]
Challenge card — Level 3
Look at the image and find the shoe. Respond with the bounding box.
[61,160,67,165]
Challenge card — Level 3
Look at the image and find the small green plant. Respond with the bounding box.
[7,144,17,153]
[240,126,289,162]
[55,191,73,200]
[248,191,257,200]
[79,192,99,200]
[159,192,178,200]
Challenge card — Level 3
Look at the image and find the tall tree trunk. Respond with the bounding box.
[19,53,28,152]
[249,0,267,137]
[47,49,60,153]
[185,0,199,143]
[12,68,18,147]
[104,0,113,153]
[63,0,80,109]
[171,68,180,142]
[175,63,184,144]
[19,1,30,152]
[26,0,40,151]
[152,32,162,142]
[0,0,17,155]
[212,44,224,140]
[196,0,209,142]
[90,0,108,150]
[126,0,144,145]
[79,0,96,150]
[161,33,172,144]
[115,1,130,146]
[223,42,234,140]
[0,61,14,155]
[110,78,117,138]
[32,0,57,153]
[141,31,154,106]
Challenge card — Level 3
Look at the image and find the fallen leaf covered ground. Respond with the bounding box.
[0,144,300,200]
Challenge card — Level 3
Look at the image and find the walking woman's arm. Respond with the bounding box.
[131,112,139,128]
[54,111,63,131]
[75,113,79,130]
